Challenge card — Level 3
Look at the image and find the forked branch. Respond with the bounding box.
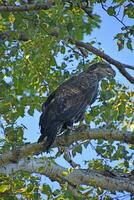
[74,40,134,84]
[0,127,133,166]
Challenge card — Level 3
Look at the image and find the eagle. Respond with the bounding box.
[38,61,116,151]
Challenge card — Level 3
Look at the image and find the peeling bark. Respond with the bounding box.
[1,157,134,194]
[0,127,133,166]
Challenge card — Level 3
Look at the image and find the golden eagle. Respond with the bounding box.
[38,62,116,151]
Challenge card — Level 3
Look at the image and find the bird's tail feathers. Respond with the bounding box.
[38,122,62,152]
[45,122,62,152]
[38,134,46,143]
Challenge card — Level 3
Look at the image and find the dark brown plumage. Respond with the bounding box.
[38,61,116,151]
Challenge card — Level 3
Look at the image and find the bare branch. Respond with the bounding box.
[0,127,133,166]
[1,157,134,194]
[73,40,134,84]
[0,2,54,12]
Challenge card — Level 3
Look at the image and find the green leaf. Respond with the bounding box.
[0,184,10,193]
[107,7,116,16]
[28,106,34,116]
[114,33,123,39]
[64,190,74,199]
[42,184,51,195]
[124,4,134,19]
[126,39,133,51]
[101,79,108,90]
[83,141,90,148]
[117,39,124,51]
[61,46,65,54]
[53,189,61,196]
[118,103,125,116]
[72,144,82,156]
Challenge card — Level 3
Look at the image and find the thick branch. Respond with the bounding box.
[0,2,54,12]
[55,126,134,146]
[74,40,134,84]
[1,157,134,194]
[0,127,133,166]
[0,31,29,41]
[0,30,59,41]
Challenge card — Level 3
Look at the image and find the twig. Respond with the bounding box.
[101,3,127,28]
[90,141,109,164]
[63,147,80,168]
[123,65,134,70]
[0,2,54,12]
[62,41,83,58]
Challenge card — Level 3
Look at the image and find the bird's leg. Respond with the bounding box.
[66,125,76,132]
[62,120,75,136]
[79,115,86,126]
[64,121,74,129]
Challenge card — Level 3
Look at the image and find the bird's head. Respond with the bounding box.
[87,61,116,80]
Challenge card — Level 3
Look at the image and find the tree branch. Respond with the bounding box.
[1,31,134,80]
[0,127,133,166]
[0,2,54,12]
[0,31,29,41]
[73,40,134,84]
[0,30,60,41]
[1,157,134,194]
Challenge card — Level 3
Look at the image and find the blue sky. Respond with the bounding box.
[16,6,134,198]
[20,4,134,143]
[91,4,134,87]
[0,3,133,199]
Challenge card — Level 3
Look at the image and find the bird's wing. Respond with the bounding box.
[38,73,98,149]
[43,74,98,126]
[39,90,57,127]
[41,90,56,112]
